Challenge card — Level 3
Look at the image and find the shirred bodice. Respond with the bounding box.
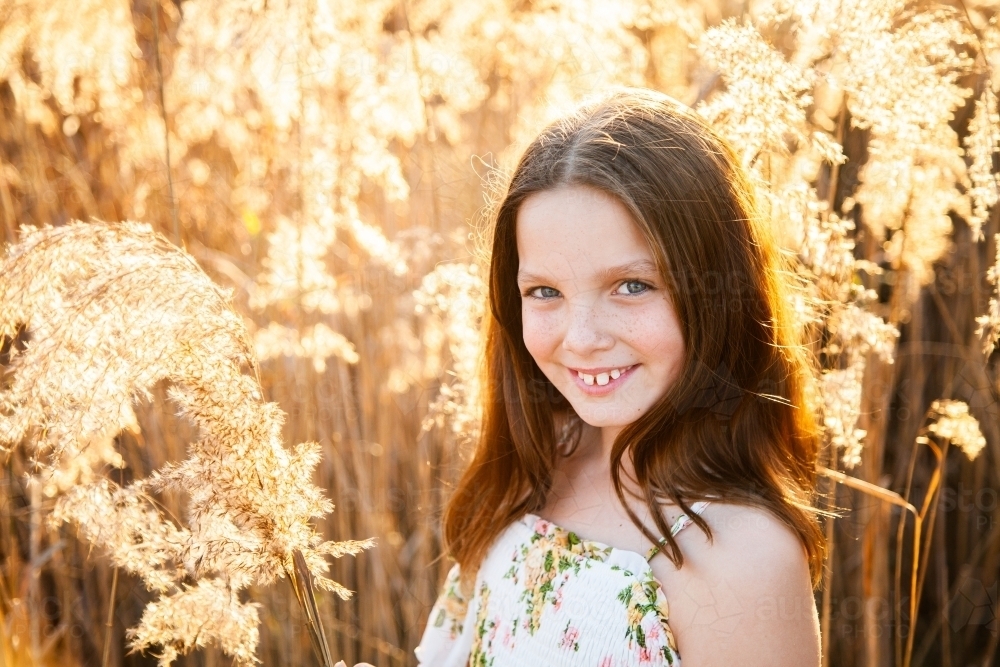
[415,502,711,667]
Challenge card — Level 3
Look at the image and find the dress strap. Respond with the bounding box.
[645,501,712,562]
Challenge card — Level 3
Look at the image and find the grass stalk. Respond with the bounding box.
[150,0,179,245]
[27,479,41,664]
[816,464,922,667]
[905,438,948,667]
[287,549,336,667]
[934,492,951,667]
[820,486,836,667]
[819,433,840,667]
[101,567,119,667]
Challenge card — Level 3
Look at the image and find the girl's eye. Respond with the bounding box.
[615,280,651,296]
[525,286,560,299]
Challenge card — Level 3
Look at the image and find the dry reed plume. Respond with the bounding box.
[0,221,373,665]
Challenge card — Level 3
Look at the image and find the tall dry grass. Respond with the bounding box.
[1,0,999,666]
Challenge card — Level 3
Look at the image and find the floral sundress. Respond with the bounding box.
[415,501,711,667]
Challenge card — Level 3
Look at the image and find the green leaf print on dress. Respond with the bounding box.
[431,563,468,639]
[469,584,496,667]
[617,569,680,665]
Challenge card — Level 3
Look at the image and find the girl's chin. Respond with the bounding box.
[566,407,645,429]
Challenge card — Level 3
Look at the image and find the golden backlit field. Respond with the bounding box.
[1,1,1000,666]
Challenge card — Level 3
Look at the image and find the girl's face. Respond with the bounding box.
[516,185,686,432]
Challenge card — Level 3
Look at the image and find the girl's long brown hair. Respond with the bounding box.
[444,88,827,590]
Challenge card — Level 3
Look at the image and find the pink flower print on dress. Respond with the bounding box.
[599,657,614,667]
[534,518,551,534]
[638,646,653,663]
[554,589,564,612]
[502,624,514,649]
[559,621,580,651]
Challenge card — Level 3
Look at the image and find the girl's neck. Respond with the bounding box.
[542,419,655,541]
[575,421,641,491]
[600,424,624,461]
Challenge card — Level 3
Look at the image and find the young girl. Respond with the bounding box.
[413,88,826,667]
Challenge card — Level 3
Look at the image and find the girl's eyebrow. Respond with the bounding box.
[596,259,659,280]
[517,259,659,284]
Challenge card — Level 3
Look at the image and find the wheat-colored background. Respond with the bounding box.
[1,1,1000,666]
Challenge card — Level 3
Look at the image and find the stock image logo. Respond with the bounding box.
[949,577,998,637]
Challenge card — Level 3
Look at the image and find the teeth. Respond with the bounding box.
[577,365,631,386]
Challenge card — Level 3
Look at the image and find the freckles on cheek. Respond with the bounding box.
[521,311,561,353]
[632,310,683,353]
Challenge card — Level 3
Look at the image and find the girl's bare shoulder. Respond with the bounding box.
[652,502,819,666]
[660,501,807,574]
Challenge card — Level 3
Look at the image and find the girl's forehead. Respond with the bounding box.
[515,186,656,278]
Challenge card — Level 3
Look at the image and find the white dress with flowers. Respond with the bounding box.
[414,501,711,667]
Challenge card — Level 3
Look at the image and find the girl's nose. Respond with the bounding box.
[561,302,614,354]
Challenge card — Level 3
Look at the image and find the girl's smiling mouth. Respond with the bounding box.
[568,364,638,395]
